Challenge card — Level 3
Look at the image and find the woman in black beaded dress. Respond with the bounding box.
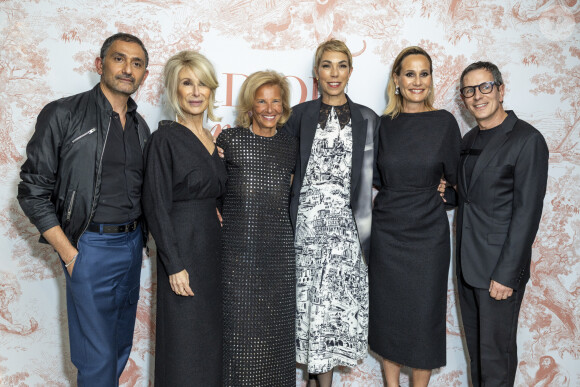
[142,51,226,386]
[283,39,379,387]
[368,46,461,387]
[216,70,297,386]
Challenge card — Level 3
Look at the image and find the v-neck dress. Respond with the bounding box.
[295,104,369,374]
[143,120,228,386]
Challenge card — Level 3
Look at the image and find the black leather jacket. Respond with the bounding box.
[17,84,151,246]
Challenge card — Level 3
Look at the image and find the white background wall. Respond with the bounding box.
[0,0,578,385]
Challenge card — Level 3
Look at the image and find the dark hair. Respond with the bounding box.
[100,33,149,67]
[460,61,503,89]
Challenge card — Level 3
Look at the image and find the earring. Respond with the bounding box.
[395,86,400,95]
[248,111,253,118]
[345,82,349,94]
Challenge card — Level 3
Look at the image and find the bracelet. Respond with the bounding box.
[65,254,78,268]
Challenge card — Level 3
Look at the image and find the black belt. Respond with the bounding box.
[87,220,139,233]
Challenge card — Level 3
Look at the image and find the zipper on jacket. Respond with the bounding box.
[66,191,76,222]
[75,117,112,247]
[71,128,96,143]
[136,118,145,152]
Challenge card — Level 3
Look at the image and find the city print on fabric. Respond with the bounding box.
[295,107,369,374]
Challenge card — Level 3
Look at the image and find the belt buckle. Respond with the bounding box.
[123,222,132,232]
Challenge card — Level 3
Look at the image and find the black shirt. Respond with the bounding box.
[464,125,501,188]
[92,100,143,224]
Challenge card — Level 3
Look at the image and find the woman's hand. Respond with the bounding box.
[169,269,195,296]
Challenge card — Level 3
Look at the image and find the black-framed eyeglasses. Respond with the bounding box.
[460,81,498,98]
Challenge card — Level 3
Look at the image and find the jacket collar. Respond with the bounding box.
[465,110,518,192]
[91,83,138,115]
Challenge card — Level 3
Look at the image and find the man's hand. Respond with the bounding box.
[65,257,77,277]
[489,280,514,300]
[439,178,447,202]
[216,208,223,226]
[42,225,78,276]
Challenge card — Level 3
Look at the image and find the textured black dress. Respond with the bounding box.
[142,121,227,386]
[216,127,297,386]
[368,110,461,369]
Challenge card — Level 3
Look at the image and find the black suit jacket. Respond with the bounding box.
[456,111,549,290]
[282,95,379,260]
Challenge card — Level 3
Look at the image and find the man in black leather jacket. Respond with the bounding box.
[17,33,150,386]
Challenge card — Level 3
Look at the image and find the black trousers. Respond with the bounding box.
[457,275,526,387]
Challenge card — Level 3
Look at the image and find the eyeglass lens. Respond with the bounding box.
[462,82,494,97]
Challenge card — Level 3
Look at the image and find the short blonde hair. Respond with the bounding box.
[163,51,220,122]
[235,70,292,129]
[384,46,435,119]
[314,39,353,69]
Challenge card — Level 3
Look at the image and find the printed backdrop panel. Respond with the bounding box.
[0,0,578,386]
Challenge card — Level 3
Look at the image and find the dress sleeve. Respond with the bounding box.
[142,131,184,276]
[215,131,229,212]
[215,130,228,156]
[443,114,462,186]
[372,115,382,188]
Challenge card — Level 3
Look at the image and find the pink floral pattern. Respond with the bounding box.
[0,0,578,385]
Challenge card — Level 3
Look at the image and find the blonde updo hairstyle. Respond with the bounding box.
[164,50,220,122]
[384,46,435,119]
[235,70,292,129]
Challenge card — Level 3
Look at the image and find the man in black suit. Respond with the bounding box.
[455,62,549,387]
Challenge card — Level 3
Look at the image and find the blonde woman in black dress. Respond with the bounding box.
[368,46,461,387]
[143,51,226,386]
[217,71,297,386]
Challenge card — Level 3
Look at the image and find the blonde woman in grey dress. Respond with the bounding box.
[283,39,379,387]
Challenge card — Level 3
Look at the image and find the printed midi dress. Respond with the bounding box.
[295,103,369,374]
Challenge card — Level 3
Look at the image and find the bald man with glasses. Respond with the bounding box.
[455,61,549,387]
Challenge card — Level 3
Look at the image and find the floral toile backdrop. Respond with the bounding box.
[0,0,578,386]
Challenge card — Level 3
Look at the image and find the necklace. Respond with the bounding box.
[249,124,277,137]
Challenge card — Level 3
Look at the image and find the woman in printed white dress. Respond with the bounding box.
[283,39,379,387]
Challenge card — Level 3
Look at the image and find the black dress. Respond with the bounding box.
[142,121,227,386]
[216,127,297,386]
[368,110,461,369]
